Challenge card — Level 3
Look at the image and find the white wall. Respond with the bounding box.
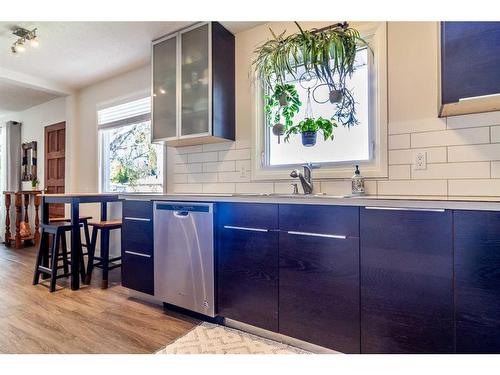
[168,21,500,199]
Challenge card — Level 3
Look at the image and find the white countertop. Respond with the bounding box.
[118,193,500,211]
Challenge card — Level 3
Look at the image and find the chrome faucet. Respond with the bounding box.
[290,162,319,194]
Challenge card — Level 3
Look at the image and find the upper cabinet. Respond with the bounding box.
[152,22,235,146]
[440,22,500,117]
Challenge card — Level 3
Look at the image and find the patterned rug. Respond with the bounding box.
[156,322,311,354]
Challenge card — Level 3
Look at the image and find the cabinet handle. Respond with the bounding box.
[124,251,151,258]
[124,217,151,222]
[223,225,269,233]
[365,206,445,213]
[287,231,347,240]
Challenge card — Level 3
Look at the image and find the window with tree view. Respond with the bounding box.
[99,97,163,193]
[266,47,370,167]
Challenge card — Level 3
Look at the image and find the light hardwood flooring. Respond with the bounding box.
[0,243,198,354]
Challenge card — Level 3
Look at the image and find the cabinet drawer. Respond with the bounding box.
[217,203,278,229]
[121,251,154,295]
[123,200,153,220]
[122,218,153,255]
[279,204,359,237]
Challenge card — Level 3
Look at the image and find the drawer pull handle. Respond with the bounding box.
[124,217,151,222]
[124,251,151,258]
[365,207,445,213]
[287,231,346,240]
[223,225,269,233]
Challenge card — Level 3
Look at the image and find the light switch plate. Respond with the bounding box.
[413,151,427,170]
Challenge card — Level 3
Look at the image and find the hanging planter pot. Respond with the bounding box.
[278,93,288,107]
[272,123,285,144]
[301,131,317,147]
[329,89,344,104]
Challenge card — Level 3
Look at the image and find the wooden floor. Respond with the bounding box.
[0,243,198,354]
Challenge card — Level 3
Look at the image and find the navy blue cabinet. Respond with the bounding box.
[279,205,360,353]
[360,207,454,353]
[455,210,500,353]
[441,22,500,115]
[121,200,154,295]
[217,203,279,332]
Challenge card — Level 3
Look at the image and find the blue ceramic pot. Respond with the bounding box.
[301,131,317,147]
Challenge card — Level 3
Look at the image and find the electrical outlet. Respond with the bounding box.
[239,165,248,178]
[413,151,427,170]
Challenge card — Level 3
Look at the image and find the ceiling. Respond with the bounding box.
[0,78,61,114]
[0,21,264,91]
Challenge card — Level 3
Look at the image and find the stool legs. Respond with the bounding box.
[85,227,99,284]
[61,233,69,276]
[49,232,61,292]
[100,229,110,289]
[33,230,49,285]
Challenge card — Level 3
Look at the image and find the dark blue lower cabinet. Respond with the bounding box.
[121,251,154,295]
[360,207,454,353]
[455,210,500,353]
[217,225,279,332]
[279,232,360,353]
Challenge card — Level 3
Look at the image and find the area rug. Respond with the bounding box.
[156,322,311,354]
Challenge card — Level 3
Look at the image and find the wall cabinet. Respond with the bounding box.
[360,207,454,353]
[454,210,500,353]
[279,205,360,353]
[121,200,154,295]
[440,22,500,117]
[152,22,235,146]
[217,203,279,332]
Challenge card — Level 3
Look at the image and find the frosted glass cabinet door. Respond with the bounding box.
[153,36,177,140]
[181,24,210,136]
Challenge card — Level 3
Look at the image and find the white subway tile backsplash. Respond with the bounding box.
[174,163,202,174]
[203,161,235,173]
[389,147,447,165]
[187,173,218,183]
[411,127,490,148]
[173,184,203,193]
[491,126,500,143]
[235,183,274,194]
[389,117,446,135]
[218,171,251,183]
[172,152,189,164]
[188,152,218,163]
[218,148,251,161]
[389,165,411,180]
[377,180,447,196]
[202,183,235,194]
[411,162,490,180]
[389,134,410,150]
[320,181,351,195]
[173,174,188,184]
[234,139,251,149]
[492,162,500,178]
[448,144,500,162]
[448,179,500,197]
[447,111,500,129]
[274,182,297,194]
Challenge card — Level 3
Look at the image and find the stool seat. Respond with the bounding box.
[41,222,74,232]
[88,220,122,229]
[49,216,92,223]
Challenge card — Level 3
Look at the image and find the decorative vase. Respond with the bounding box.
[301,131,317,147]
[329,89,343,104]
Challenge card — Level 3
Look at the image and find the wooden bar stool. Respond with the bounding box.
[33,222,85,292]
[49,216,92,256]
[85,220,122,289]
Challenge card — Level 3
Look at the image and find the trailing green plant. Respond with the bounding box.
[284,117,338,142]
[252,22,369,130]
[264,83,301,128]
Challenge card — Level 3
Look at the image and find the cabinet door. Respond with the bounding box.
[455,210,500,353]
[121,251,154,295]
[180,23,210,137]
[217,203,279,332]
[441,22,500,104]
[152,35,177,140]
[280,232,359,353]
[360,207,454,353]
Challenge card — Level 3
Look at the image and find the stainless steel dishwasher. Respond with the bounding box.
[153,202,215,317]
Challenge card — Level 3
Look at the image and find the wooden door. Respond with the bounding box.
[44,122,65,218]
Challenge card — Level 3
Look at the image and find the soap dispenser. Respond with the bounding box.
[351,165,365,195]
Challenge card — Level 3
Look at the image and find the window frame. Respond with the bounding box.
[252,22,388,180]
[97,91,167,194]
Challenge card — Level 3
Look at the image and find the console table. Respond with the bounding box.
[3,190,42,248]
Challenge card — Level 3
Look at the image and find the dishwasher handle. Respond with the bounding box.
[173,211,190,218]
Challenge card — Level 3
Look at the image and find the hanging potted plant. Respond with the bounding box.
[264,83,301,141]
[284,117,337,147]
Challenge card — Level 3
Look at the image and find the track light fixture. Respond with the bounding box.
[10,27,39,54]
